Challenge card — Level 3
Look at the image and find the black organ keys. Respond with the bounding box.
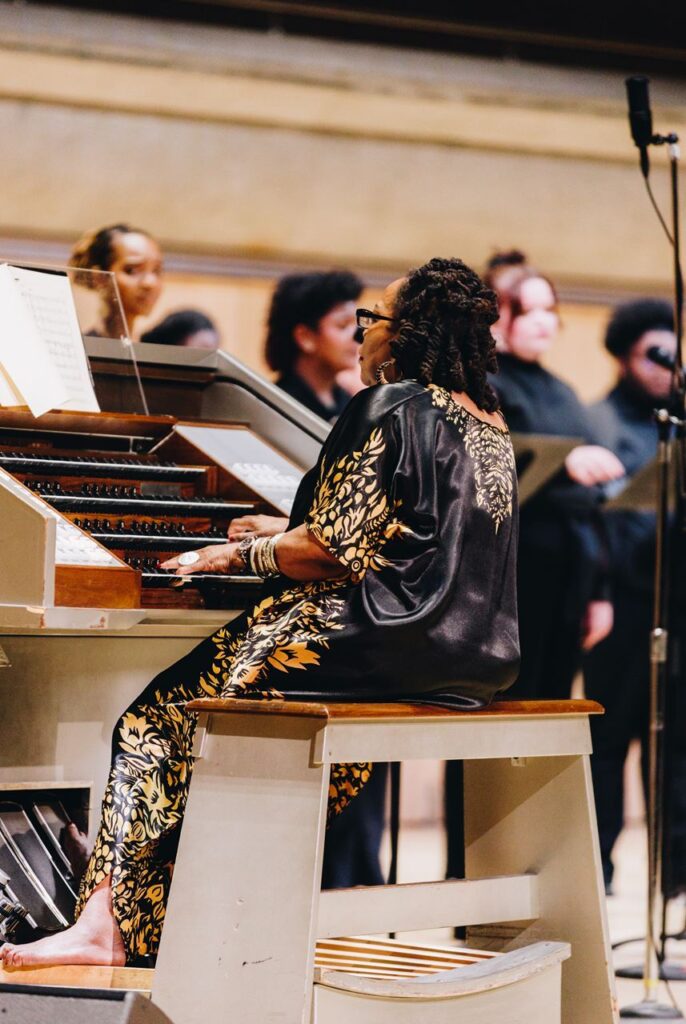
[1,444,262,609]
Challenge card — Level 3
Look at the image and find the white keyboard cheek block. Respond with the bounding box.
[55,518,120,567]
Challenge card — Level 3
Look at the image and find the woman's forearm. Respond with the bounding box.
[275,524,347,581]
[161,525,346,582]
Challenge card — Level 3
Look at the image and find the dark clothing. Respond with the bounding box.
[78,380,520,962]
[586,383,658,596]
[278,381,520,704]
[489,354,606,699]
[322,763,388,889]
[584,381,686,892]
[276,372,351,422]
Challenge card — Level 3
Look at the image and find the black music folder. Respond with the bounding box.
[511,433,580,506]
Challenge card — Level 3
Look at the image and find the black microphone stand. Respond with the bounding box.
[620,132,686,1020]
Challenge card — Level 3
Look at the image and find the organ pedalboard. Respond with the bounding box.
[0,410,303,627]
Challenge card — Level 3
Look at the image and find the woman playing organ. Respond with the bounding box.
[0,256,519,969]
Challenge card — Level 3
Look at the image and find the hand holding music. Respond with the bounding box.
[565,445,625,487]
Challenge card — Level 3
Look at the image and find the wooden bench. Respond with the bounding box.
[147,698,617,1024]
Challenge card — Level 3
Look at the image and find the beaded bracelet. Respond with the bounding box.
[236,536,254,572]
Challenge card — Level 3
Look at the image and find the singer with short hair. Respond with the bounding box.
[266,270,364,422]
[584,298,686,895]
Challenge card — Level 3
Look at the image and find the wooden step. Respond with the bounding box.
[0,962,153,992]
[0,937,498,992]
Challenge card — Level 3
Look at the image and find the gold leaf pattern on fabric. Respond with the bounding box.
[428,385,515,532]
[221,580,347,695]
[77,579,374,961]
[306,427,401,582]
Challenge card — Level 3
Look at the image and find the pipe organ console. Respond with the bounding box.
[0,343,327,861]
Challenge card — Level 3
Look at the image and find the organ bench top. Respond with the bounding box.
[186,697,605,765]
[186,697,604,719]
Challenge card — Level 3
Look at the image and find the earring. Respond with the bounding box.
[376,359,395,385]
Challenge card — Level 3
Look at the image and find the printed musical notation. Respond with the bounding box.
[0,264,99,417]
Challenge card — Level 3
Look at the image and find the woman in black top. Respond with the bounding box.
[266,270,363,422]
[491,270,624,698]
[1,257,519,970]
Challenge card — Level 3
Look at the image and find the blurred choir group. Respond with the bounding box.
[70,223,683,896]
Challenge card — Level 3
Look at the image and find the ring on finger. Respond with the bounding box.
[178,551,201,567]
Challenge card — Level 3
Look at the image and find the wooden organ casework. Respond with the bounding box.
[0,335,328,914]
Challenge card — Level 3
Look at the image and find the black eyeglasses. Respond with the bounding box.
[356,308,394,330]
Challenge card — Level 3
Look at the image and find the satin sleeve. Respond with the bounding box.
[305,418,401,584]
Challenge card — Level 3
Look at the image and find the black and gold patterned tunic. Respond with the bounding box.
[77,381,519,962]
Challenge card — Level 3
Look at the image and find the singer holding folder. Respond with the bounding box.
[585,299,686,895]
[488,267,625,699]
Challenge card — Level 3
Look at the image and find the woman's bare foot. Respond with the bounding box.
[0,879,125,969]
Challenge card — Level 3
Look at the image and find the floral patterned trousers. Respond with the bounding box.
[75,630,372,963]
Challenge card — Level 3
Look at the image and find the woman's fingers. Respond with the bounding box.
[227,514,290,540]
[160,545,233,575]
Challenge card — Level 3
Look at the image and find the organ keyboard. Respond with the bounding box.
[0,408,298,624]
[0,342,324,855]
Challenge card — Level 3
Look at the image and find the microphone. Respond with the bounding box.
[647,345,676,371]
[626,76,653,178]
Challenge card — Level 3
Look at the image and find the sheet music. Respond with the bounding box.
[0,264,68,417]
[9,266,99,413]
[0,363,23,408]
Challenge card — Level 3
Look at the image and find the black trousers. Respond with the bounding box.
[321,762,388,889]
[584,586,686,893]
[507,538,587,700]
[446,538,588,880]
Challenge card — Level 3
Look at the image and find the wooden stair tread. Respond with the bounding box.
[0,937,496,992]
[314,937,498,979]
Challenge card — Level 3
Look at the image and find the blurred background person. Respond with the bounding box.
[584,299,686,894]
[265,269,363,422]
[141,309,219,350]
[490,266,624,699]
[445,254,622,885]
[250,266,383,887]
[483,248,529,347]
[69,223,164,340]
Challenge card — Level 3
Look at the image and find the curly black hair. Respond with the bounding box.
[604,298,674,357]
[265,270,363,374]
[390,257,500,412]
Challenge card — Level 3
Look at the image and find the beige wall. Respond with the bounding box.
[0,3,677,402]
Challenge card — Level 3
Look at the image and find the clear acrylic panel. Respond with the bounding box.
[64,266,128,341]
[2,262,128,341]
